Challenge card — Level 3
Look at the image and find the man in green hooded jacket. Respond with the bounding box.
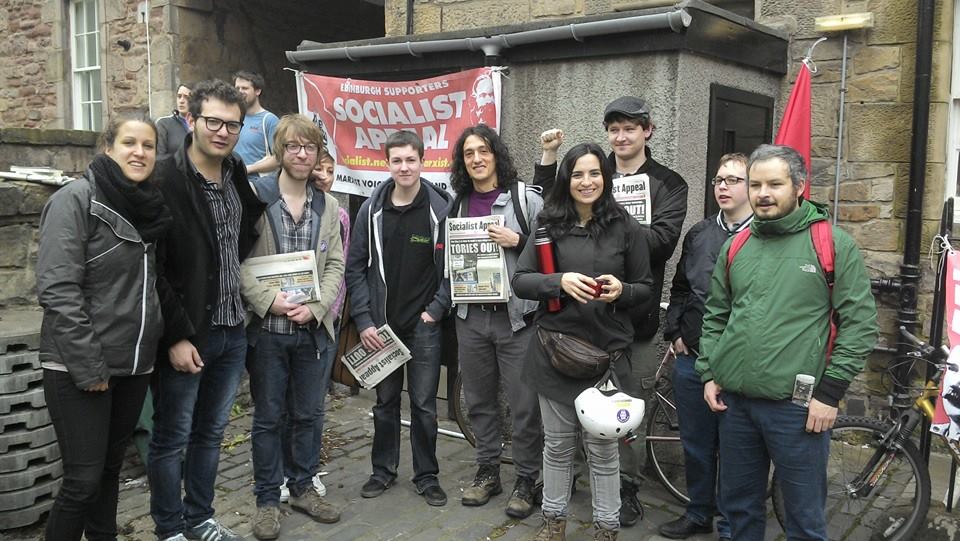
[696,144,878,541]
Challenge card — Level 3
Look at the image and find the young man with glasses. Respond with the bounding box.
[535,96,688,526]
[150,79,265,541]
[240,115,344,539]
[657,153,753,541]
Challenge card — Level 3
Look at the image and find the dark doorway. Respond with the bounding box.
[705,84,774,218]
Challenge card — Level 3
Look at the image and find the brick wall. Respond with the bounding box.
[0,1,60,128]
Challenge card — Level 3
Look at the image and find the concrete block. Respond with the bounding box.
[0,226,31,268]
[846,70,899,102]
[532,0,577,19]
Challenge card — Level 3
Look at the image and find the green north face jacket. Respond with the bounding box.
[696,200,878,402]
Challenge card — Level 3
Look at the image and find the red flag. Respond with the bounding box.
[775,62,812,199]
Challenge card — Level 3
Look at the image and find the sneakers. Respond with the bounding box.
[289,486,341,523]
[505,475,538,518]
[161,536,188,541]
[461,464,502,506]
[360,476,393,498]
[618,478,643,527]
[593,527,618,540]
[420,484,448,507]
[533,515,567,541]
[279,474,327,503]
[252,506,281,540]
[658,515,713,539]
[184,518,243,541]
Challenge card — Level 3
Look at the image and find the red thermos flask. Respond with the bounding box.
[534,227,563,312]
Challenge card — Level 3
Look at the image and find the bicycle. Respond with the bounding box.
[771,326,949,540]
[645,344,689,503]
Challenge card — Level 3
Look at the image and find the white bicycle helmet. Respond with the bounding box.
[575,379,645,440]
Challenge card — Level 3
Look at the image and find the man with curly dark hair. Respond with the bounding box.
[448,125,545,518]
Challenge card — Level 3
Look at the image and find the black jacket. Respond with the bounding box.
[36,174,164,388]
[512,215,654,403]
[156,111,189,161]
[153,134,265,349]
[663,213,752,353]
[534,147,688,339]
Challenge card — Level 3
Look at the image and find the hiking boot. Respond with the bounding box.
[593,526,618,540]
[505,475,538,519]
[461,464,502,506]
[618,478,643,527]
[280,474,326,503]
[289,487,340,523]
[185,519,242,541]
[251,506,281,540]
[532,516,566,541]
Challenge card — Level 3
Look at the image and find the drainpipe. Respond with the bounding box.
[891,0,935,411]
[286,9,692,65]
[406,0,414,35]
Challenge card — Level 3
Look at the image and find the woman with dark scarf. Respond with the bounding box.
[36,112,172,541]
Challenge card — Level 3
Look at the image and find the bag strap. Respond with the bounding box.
[724,228,752,285]
[510,181,531,236]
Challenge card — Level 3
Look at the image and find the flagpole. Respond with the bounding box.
[832,33,849,225]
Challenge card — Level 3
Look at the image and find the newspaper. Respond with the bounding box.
[446,215,509,303]
[341,325,411,389]
[612,173,651,225]
[240,250,321,303]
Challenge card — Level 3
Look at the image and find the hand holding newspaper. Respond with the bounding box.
[341,325,411,389]
[446,215,510,303]
[240,251,321,304]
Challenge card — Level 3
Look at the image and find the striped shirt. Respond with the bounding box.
[193,162,245,327]
[262,189,314,335]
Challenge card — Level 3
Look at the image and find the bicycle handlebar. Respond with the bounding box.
[898,326,952,368]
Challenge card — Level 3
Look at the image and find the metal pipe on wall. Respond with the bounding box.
[892,0,936,411]
[831,33,848,225]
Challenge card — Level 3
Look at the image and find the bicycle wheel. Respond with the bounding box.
[645,391,689,504]
[772,416,930,541]
[452,373,514,464]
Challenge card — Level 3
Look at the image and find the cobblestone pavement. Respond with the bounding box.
[6,388,960,540]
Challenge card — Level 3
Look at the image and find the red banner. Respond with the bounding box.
[297,68,502,196]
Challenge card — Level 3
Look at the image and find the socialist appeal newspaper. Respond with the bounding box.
[446,215,509,303]
[342,325,411,389]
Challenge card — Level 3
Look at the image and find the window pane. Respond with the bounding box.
[90,71,102,101]
[85,1,97,34]
[81,102,92,130]
[86,33,98,67]
[78,71,90,102]
[91,101,103,132]
[73,2,84,33]
[74,34,86,68]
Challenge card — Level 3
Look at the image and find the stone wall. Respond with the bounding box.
[0,129,97,309]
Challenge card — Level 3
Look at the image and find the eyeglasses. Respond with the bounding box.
[197,115,243,135]
[711,175,745,186]
[283,143,320,155]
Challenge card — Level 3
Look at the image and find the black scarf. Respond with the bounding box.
[88,154,173,243]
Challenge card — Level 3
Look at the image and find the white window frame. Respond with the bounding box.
[69,0,103,131]
[947,0,960,203]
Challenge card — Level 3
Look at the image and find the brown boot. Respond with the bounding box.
[532,515,566,540]
[593,526,618,540]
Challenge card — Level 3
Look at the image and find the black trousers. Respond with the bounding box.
[43,370,150,541]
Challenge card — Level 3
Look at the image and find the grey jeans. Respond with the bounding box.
[539,395,620,530]
[457,309,542,478]
[619,335,662,481]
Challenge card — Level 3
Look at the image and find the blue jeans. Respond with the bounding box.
[282,330,336,480]
[250,329,329,506]
[370,319,442,490]
[148,325,247,538]
[718,392,829,541]
[673,354,730,537]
